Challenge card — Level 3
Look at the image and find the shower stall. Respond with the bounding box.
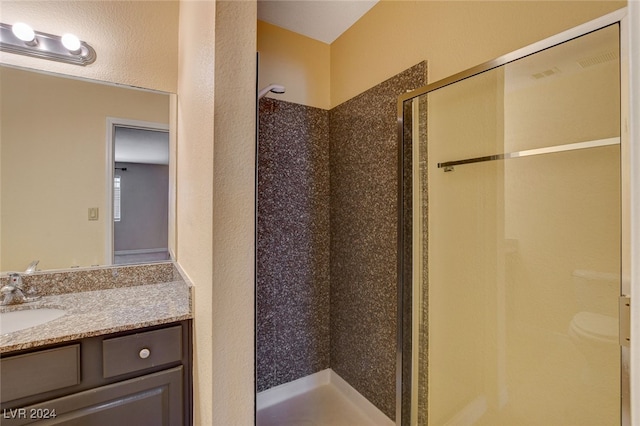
[398,10,630,426]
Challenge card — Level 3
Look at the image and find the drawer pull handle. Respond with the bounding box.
[139,348,151,359]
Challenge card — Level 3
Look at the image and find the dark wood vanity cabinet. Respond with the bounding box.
[0,320,192,425]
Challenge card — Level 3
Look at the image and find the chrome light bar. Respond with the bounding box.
[0,22,96,66]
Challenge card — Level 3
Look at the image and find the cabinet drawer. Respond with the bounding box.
[0,345,80,403]
[103,325,182,378]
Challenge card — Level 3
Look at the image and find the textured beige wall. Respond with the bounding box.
[176,1,215,424]
[177,1,257,424]
[0,67,169,271]
[211,2,256,422]
[330,0,625,107]
[0,1,178,92]
[258,20,331,110]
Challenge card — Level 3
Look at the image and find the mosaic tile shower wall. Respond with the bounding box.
[329,62,426,420]
[257,98,331,392]
[256,62,426,421]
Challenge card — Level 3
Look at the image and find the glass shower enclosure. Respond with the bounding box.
[398,11,630,426]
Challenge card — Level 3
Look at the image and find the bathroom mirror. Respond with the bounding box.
[0,65,174,273]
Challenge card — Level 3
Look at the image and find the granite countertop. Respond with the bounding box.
[0,279,192,354]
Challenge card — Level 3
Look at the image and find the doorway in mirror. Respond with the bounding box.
[108,120,170,265]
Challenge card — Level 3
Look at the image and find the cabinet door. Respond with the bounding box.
[2,367,182,426]
[0,345,80,404]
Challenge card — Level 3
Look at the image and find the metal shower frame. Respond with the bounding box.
[396,8,631,425]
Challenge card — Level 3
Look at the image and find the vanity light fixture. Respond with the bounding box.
[0,22,96,66]
[61,33,81,54]
[11,22,37,46]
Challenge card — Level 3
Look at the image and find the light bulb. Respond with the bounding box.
[12,22,36,45]
[61,33,81,53]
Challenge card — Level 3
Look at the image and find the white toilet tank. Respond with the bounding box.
[572,269,619,316]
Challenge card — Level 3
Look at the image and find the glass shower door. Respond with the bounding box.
[420,24,621,425]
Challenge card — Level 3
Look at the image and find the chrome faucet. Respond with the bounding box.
[1,273,40,306]
[24,260,39,274]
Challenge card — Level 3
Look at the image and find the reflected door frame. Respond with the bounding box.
[105,117,170,266]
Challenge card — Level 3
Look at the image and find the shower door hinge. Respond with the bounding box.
[620,295,631,347]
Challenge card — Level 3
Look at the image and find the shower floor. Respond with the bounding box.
[256,370,394,426]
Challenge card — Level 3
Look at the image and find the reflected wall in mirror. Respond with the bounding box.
[1,65,171,273]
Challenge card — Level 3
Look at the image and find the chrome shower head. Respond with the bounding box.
[258,84,286,100]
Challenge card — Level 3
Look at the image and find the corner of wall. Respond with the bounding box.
[257,20,331,110]
[211,1,257,424]
[176,1,216,424]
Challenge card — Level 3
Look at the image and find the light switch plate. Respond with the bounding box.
[88,207,99,221]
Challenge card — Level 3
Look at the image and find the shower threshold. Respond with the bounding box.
[257,369,393,426]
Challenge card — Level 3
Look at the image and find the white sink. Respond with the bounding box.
[0,308,66,335]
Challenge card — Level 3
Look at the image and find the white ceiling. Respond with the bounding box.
[257,0,379,44]
[114,127,169,165]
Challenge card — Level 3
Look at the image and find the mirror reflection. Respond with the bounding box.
[0,65,172,273]
[113,126,170,265]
